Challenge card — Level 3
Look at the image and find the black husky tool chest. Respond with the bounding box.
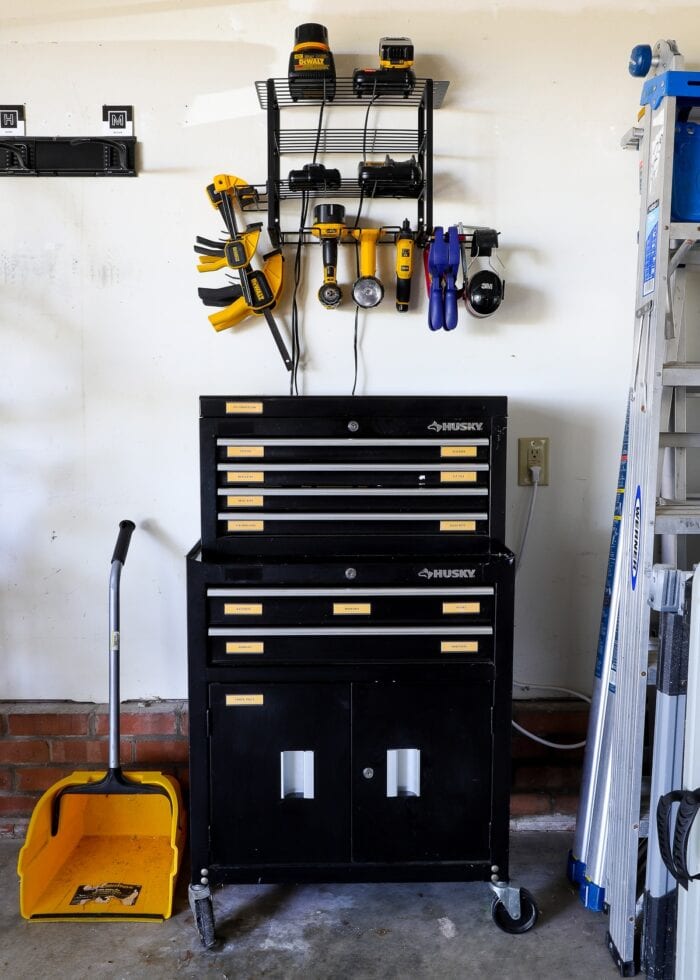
[186,395,539,946]
[198,395,507,558]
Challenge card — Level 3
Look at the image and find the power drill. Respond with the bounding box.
[310,204,348,309]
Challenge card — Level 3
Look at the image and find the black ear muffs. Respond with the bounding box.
[466,269,504,318]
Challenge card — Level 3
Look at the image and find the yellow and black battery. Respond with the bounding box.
[288,23,336,102]
[353,36,416,98]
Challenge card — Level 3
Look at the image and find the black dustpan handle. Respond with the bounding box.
[112,519,135,566]
[109,521,135,771]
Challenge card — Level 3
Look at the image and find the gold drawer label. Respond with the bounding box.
[440,520,476,532]
[442,602,481,614]
[333,603,372,615]
[441,641,479,653]
[226,693,264,706]
[224,603,263,616]
[227,445,265,458]
[225,401,263,414]
[227,495,264,507]
[440,446,477,458]
[227,520,264,532]
[440,471,477,483]
[227,471,264,483]
[226,642,264,654]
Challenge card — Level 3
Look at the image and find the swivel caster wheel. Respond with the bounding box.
[189,883,217,949]
[491,886,539,934]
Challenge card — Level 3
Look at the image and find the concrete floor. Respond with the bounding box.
[2,833,617,980]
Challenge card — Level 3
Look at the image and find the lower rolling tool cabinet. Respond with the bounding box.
[186,546,539,945]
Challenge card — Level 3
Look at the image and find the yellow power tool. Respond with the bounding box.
[310,204,348,308]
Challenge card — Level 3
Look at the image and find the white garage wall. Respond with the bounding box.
[0,1,695,700]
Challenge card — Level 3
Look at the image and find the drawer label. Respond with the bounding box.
[226,495,264,507]
[227,445,265,458]
[333,603,372,615]
[227,471,264,483]
[225,401,263,414]
[442,602,481,614]
[440,471,477,483]
[226,694,264,706]
[227,520,264,532]
[226,642,264,654]
[224,603,263,616]
[440,446,477,458]
[441,641,479,653]
[440,520,477,532]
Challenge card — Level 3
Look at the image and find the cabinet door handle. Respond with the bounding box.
[362,767,374,779]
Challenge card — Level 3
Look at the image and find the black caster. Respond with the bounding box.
[189,883,217,949]
[490,886,539,934]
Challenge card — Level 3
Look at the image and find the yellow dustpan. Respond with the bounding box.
[18,522,185,921]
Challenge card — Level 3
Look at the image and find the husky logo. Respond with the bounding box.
[418,568,476,580]
[427,420,484,433]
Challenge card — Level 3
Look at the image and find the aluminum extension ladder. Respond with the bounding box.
[568,39,700,976]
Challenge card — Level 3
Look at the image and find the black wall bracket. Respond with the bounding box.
[0,136,137,176]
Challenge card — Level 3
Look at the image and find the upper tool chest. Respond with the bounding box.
[199,394,506,557]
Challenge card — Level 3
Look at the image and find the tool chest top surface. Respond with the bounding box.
[200,394,506,425]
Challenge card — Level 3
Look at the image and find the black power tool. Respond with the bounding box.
[288,163,341,193]
[358,155,423,197]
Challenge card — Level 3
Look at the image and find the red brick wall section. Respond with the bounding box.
[0,698,587,838]
[511,700,588,827]
[0,701,189,839]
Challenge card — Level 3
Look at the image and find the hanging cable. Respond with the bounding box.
[515,465,540,574]
[511,680,589,750]
[352,306,359,395]
[289,94,327,394]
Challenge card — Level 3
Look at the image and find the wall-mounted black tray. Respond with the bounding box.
[0,136,137,176]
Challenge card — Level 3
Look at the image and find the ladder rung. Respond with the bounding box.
[659,432,700,448]
[669,222,700,240]
[656,501,700,533]
[662,362,700,386]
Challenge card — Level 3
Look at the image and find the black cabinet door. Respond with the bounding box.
[209,682,351,865]
[351,680,493,863]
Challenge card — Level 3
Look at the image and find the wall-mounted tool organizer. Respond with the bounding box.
[250,77,448,246]
[198,394,507,558]
[186,547,515,881]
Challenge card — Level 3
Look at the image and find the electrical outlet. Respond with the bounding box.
[518,437,550,486]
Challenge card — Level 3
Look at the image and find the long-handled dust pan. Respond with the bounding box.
[18,521,185,921]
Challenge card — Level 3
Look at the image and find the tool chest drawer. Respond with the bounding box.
[199,394,506,557]
[187,549,513,666]
[206,587,495,625]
